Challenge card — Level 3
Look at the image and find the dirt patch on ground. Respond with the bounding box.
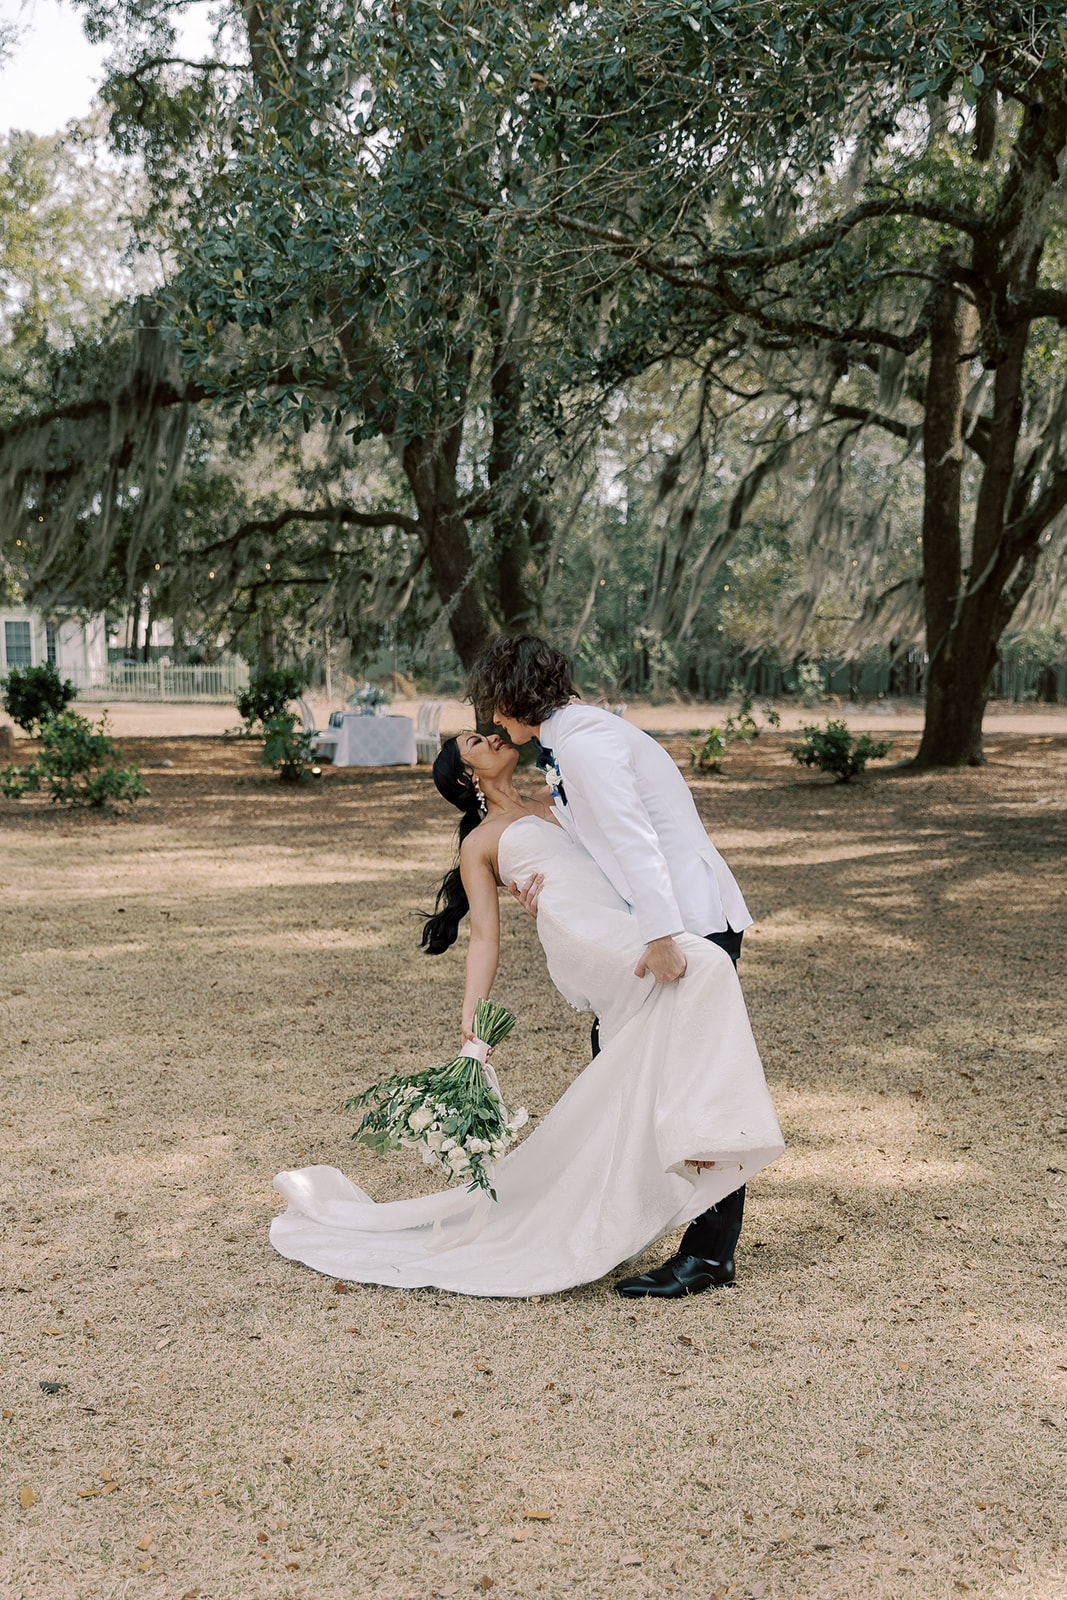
[2,731,1065,1599]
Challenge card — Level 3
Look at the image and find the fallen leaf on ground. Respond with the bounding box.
[620,1554,643,1565]
[19,1486,36,1509]
[523,1511,552,1520]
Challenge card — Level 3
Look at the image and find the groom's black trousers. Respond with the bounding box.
[589,926,746,1266]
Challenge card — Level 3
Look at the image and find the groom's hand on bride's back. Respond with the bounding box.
[634,935,687,984]
[508,873,544,917]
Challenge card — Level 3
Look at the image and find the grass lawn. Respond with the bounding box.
[2,730,1065,1600]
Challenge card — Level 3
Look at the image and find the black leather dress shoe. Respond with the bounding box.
[614,1252,736,1298]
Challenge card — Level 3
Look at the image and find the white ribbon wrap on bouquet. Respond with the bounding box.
[459,1037,505,1108]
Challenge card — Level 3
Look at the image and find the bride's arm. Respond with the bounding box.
[459,836,501,1040]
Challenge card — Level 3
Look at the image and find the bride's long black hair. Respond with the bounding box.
[421,737,483,954]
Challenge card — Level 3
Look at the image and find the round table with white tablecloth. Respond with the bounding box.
[323,712,416,767]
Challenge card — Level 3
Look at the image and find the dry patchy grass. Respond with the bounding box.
[1,731,1065,1600]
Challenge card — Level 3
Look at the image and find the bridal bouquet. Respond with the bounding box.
[343,999,527,1199]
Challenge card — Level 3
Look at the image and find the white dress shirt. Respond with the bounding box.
[537,703,752,945]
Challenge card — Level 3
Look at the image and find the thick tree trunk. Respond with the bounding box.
[915,610,998,767]
[403,428,492,671]
[256,599,277,672]
[914,281,984,767]
[487,292,545,632]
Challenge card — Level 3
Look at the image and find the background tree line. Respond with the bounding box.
[2,1,1067,763]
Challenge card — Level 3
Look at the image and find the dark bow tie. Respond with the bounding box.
[531,737,567,805]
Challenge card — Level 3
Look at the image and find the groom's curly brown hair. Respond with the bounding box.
[468,634,576,727]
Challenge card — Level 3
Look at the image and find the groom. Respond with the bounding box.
[469,633,753,1299]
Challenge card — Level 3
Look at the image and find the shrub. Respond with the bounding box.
[0,711,149,807]
[236,667,306,732]
[794,661,825,708]
[690,727,727,772]
[787,719,893,783]
[690,696,780,772]
[726,692,781,743]
[1,662,77,733]
[261,711,315,783]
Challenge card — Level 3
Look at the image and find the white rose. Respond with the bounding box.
[447,1148,471,1173]
[441,1138,457,1152]
[425,1130,446,1151]
[467,1137,491,1155]
[408,1107,434,1133]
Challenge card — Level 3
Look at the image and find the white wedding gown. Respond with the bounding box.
[270,817,784,1297]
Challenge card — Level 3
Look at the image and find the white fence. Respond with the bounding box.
[68,660,250,703]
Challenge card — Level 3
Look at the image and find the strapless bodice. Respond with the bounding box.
[498,815,630,920]
[497,815,639,1017]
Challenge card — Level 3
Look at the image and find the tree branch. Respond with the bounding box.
[1000,463,1067,557]
[546,196,984,274]
[194,503,423,559]
[107,56,240,86]
[0,382,207,445]
[1012,287,1067,324]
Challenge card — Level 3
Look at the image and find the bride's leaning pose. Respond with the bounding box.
[269,730,784,1300]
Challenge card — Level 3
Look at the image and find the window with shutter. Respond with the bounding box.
[3,620,32,667]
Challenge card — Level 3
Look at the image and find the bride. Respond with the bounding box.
[269,733,784,1298]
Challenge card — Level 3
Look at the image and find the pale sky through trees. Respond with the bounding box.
[0,0,213,135]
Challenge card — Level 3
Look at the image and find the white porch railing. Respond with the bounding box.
[67,660,250,702]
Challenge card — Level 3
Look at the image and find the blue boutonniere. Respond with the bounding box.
[540,756,567,805]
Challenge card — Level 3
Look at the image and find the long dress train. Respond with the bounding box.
[269,817,784,1297]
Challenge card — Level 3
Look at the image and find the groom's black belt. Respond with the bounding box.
[705,925,743,964]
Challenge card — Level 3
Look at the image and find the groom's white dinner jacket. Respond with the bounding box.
[537,703,751,946]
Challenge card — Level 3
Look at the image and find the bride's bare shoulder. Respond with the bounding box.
[459,819,504,865]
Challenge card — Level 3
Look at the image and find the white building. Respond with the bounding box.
[1,607,247,701]
[0,607,107,685]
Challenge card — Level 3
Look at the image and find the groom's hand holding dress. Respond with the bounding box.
[633,935,687,983]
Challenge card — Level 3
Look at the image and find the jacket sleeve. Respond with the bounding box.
[558,716,684,944]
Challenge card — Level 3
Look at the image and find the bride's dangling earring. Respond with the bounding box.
[473,777,488,818]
